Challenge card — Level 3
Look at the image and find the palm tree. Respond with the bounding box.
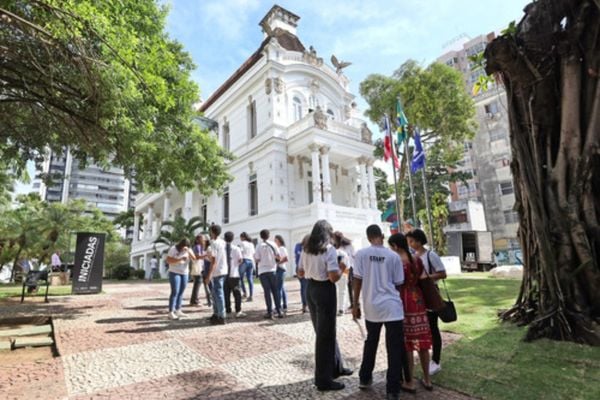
[154,215,204,248]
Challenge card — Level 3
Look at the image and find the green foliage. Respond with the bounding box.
[154,215,204,248]
[374,167,394,212]
[104,241,131,271]
[134,268,146,280]
[501,20,518,36]
[0,0,231,192]
[112,264,132,280]
[417,193,449,254]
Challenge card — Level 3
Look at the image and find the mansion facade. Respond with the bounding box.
[130,6,381,273]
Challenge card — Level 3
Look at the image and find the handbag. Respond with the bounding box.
[190,259,203,276]
[418,257,446,312]
[438,279,457,323]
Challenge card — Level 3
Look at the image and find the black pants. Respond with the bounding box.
[359,320,405,395]
[189,275,201,305]
[307,279,345,388]
[347,268,353,307]
[224,277,242,313]
[428,310,442,363]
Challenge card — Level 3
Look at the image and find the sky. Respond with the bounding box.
[15,0,530,196]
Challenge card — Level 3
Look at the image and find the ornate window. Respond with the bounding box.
[293,97,303,121]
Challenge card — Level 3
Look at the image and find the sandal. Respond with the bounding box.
[420,378,433,391]
[400,384,417,394]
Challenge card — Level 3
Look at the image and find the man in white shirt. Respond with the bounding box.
[51,251,62,272]
[352,224,405,400]
[223,231,245,318]
[254,229,283,319]
[205,225,228,325]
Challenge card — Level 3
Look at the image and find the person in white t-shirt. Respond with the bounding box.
[149,255,158,281]
[205,224,228,325]
[274,235,289,315]
[239,232,255,302]
[352,224,405,400]
[298,220,353,392]
[334,231,355,311]
[254,229,283,319]
[166,238,196,320]
[406,229,447,376]
[223,231,245,318]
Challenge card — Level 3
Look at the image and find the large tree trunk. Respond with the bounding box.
[485,0,600,345]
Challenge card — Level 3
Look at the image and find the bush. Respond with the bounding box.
[112,264,132,280]
[134,268,146,279]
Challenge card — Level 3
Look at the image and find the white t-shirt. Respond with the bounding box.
[337,248,351,275]
[208,238,228,277]
[225,243,243,278]
[353,245,404,323]
[167,246,189,275]
[300,245,340,281]
[240,241,255,262]
[277,246,289,271]
[255,240,278,275]
[150,258,158,269]
[341,244,355,268]
[419,250,446,283]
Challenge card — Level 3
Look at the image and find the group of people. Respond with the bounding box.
[162,220,447,399]
[164,225,291,324]
[297,220,446,400]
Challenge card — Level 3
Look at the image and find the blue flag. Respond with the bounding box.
[411,130,425,174]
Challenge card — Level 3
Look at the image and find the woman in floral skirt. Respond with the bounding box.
[388,232,433,392]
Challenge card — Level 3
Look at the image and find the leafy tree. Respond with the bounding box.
[360,61,475,222]
[374,166,393,212]
[485,0,600,344]
[417,193,449,254]
[154,215,204,248]
[0,0,231,192]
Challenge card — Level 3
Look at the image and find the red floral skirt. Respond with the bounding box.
[402,285,432,351]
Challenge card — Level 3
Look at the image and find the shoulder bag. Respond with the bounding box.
[418,255,446,312]
[426,251,458,323]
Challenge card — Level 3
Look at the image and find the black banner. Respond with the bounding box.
[72,232,105,294]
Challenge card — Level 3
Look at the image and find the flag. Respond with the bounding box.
[383,115,399,168]
[396,99,409,143]
[411,129,425,174]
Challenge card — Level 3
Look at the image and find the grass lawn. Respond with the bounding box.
[0,283,73,299]
[436,274,600,400]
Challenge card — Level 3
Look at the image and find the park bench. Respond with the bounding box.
[20,270,50,303]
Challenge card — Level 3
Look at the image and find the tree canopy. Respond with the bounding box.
[0,0,231,193]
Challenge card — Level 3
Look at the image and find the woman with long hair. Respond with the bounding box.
[274,234,289,315]
[239,232,256,302]
[166,238,196,320]
[388,232,433,392]
[189,234,207,306]
[298,220,352,391]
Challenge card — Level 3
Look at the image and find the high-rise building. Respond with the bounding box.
[438,34,520,260]
[33,147,136,220]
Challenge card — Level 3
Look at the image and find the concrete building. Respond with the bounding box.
[130,5,380,273]
[438,34,520,255]
[33,147,136,220]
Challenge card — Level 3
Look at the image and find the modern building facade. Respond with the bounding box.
[33,147,136,220]
[130,5,381,273]
[438,34,520,256]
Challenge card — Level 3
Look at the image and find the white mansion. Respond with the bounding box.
[130,5,381,273]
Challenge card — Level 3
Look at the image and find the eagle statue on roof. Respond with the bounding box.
[331,55,352,74]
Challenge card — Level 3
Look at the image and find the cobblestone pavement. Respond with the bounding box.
[0,281,472,400]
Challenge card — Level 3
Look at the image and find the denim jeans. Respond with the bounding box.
[359,319,405,395]
[168,272,188,312]
[298,276,308,306]
[275,267,288,310]
[211,275,226,318]
[259,271,281,315]
[239,259,254,297]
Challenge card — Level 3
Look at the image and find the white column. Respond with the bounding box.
[320,145,332,204]
[163,193,171,222]
[358,157,368,209]
[61,147,73,203]
[183,191,193,221]
[309,143,322,203]
[145,204,154,239]
[133,212,140,243]
[367,158,377,209]
[152,212,160,238]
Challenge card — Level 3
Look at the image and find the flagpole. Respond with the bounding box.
[387,115,402,230]
[420,143,435,252]
[405,135,418,225]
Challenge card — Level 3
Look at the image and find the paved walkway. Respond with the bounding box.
[0,281,473,400]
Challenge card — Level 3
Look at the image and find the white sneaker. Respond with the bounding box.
[175,309,187,318]
[235,311,246,318]
[169,311,179,320]
[429,361,441,375]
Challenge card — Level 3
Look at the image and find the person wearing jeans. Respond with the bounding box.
[274,235,289,315]
[294,240,308,313]
[255,229,282,319]
[205,224,229,325]
[239,232,255,301]
[352,224,405,400]
[166,238,196,320]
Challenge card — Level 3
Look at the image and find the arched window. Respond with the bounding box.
[293,97,303,121]
[326,109,335,120]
